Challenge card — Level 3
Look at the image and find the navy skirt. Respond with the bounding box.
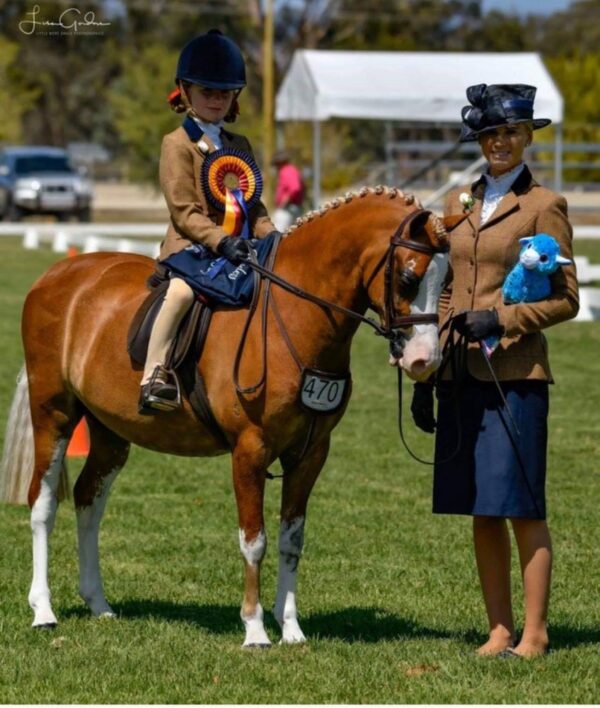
[433,377,549,519]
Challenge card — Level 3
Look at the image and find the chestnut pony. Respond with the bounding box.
[1,187,448,647]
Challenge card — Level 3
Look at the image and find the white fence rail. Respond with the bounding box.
[1,221,599,320]
[0,222,163,257]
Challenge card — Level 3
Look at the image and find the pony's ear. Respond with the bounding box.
[519,237,532,246]
[406,209,431,240]
[556,255,572,265]
[443,214,469,232]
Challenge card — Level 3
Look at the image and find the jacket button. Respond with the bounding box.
[469,258,474,266]
[467,286,473,294]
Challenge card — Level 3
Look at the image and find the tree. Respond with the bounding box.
[108,44,181,183]
[0,38,38,143]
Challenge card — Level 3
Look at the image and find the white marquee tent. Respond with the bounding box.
[275,51,564,205]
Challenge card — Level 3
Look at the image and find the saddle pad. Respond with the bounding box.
[162,234,276,307]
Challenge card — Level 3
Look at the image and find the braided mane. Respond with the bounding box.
[284,185,447,242]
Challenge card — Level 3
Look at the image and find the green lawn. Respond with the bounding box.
[1,236,599,703]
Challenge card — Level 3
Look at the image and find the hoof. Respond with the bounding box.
[97,611,117,620]
[243,642,271,650]
[33,622,57,630]
[280,635,307,645]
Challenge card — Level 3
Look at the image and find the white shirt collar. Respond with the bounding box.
[191,116,224,149]
[483,162,525,192]
[479,163,525,226]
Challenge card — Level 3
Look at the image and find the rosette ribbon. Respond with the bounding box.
[200,147,263,279]
[206,187,250,277]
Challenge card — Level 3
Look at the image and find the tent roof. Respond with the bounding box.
[276,51,563,124]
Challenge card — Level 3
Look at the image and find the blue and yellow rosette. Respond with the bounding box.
[200,148,263,277]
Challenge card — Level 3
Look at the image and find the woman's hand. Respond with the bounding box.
[411,382,436,433]
[453,309,504,341]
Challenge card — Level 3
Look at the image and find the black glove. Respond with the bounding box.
[217,236,252,263]
[411,382,436,434]
[453,308,504,342]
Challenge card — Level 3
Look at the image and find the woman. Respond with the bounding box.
[412,84,579,657]
[139,29,277,413]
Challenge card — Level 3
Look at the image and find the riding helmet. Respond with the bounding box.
[176,29,246,90]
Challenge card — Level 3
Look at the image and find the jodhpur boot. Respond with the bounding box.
[138,365,180,415]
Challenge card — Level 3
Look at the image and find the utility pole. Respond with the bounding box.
[262,0,274,208]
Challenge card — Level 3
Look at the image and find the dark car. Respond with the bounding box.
[0,146,93,222]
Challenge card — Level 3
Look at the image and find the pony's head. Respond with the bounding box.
[354,190,449,381]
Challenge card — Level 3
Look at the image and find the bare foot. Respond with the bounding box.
[477,635,515,656]
[511,637,549,658]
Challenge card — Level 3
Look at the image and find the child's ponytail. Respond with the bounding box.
[167,85,186,114]
[223,92,241,123]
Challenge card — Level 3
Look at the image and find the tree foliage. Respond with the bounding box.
[0,38,38,143]
[1,0,599,186]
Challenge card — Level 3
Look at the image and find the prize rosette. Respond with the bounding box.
[201,148,263,213]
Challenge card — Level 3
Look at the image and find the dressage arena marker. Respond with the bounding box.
[66,420,90,458]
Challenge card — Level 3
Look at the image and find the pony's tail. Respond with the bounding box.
[0,366,69,505]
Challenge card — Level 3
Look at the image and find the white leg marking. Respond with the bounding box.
[29,439,68,627]
[274,516,306,644]
[77,467,121,618]
[239,528,271,647]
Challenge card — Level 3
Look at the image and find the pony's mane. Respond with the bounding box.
[284,185,447,241]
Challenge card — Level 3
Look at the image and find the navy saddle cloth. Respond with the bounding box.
[162,234,276,307]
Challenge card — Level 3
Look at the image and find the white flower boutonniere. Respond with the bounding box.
[459,192,475,212]
[197,139,210,154]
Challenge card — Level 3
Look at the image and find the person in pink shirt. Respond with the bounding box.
[272,149,305,230]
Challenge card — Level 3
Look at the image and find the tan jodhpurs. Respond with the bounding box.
[142,277,195,384]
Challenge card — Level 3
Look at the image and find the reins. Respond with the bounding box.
[230,208,448,478]
[241,208,446,346]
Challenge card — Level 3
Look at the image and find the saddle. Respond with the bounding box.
[127,271,226,445]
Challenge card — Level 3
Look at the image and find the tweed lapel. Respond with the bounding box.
[480,191,520,230]
[476,163,536,231]
[220,128,237,150]
[182,116,218,154]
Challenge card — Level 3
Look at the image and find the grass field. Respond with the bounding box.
[0,236,599,704]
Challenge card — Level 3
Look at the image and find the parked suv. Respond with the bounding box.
[0,146,93,221]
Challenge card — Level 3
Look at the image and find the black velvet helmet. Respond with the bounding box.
[176,29,246,90]
[459,84,551,142]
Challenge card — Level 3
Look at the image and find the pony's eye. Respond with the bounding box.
[540,255,548,262]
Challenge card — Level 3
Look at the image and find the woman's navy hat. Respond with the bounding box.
[176,29,246,90]
[459,84,551,142]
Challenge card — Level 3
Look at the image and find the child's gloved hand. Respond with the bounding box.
[217,236,252,263]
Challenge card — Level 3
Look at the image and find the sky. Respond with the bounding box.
[482,0,575,15]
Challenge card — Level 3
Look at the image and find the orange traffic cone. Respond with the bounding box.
[67,418,90,457]
[67,246,79,258]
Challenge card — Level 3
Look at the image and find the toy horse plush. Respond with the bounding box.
[503,233,572,304]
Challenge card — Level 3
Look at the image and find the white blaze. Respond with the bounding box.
[399,252,449,381]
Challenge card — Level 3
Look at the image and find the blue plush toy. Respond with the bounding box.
[502,233,572,304]
[482,233,571,357]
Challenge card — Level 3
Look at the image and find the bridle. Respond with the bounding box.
[380,208,449,337]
